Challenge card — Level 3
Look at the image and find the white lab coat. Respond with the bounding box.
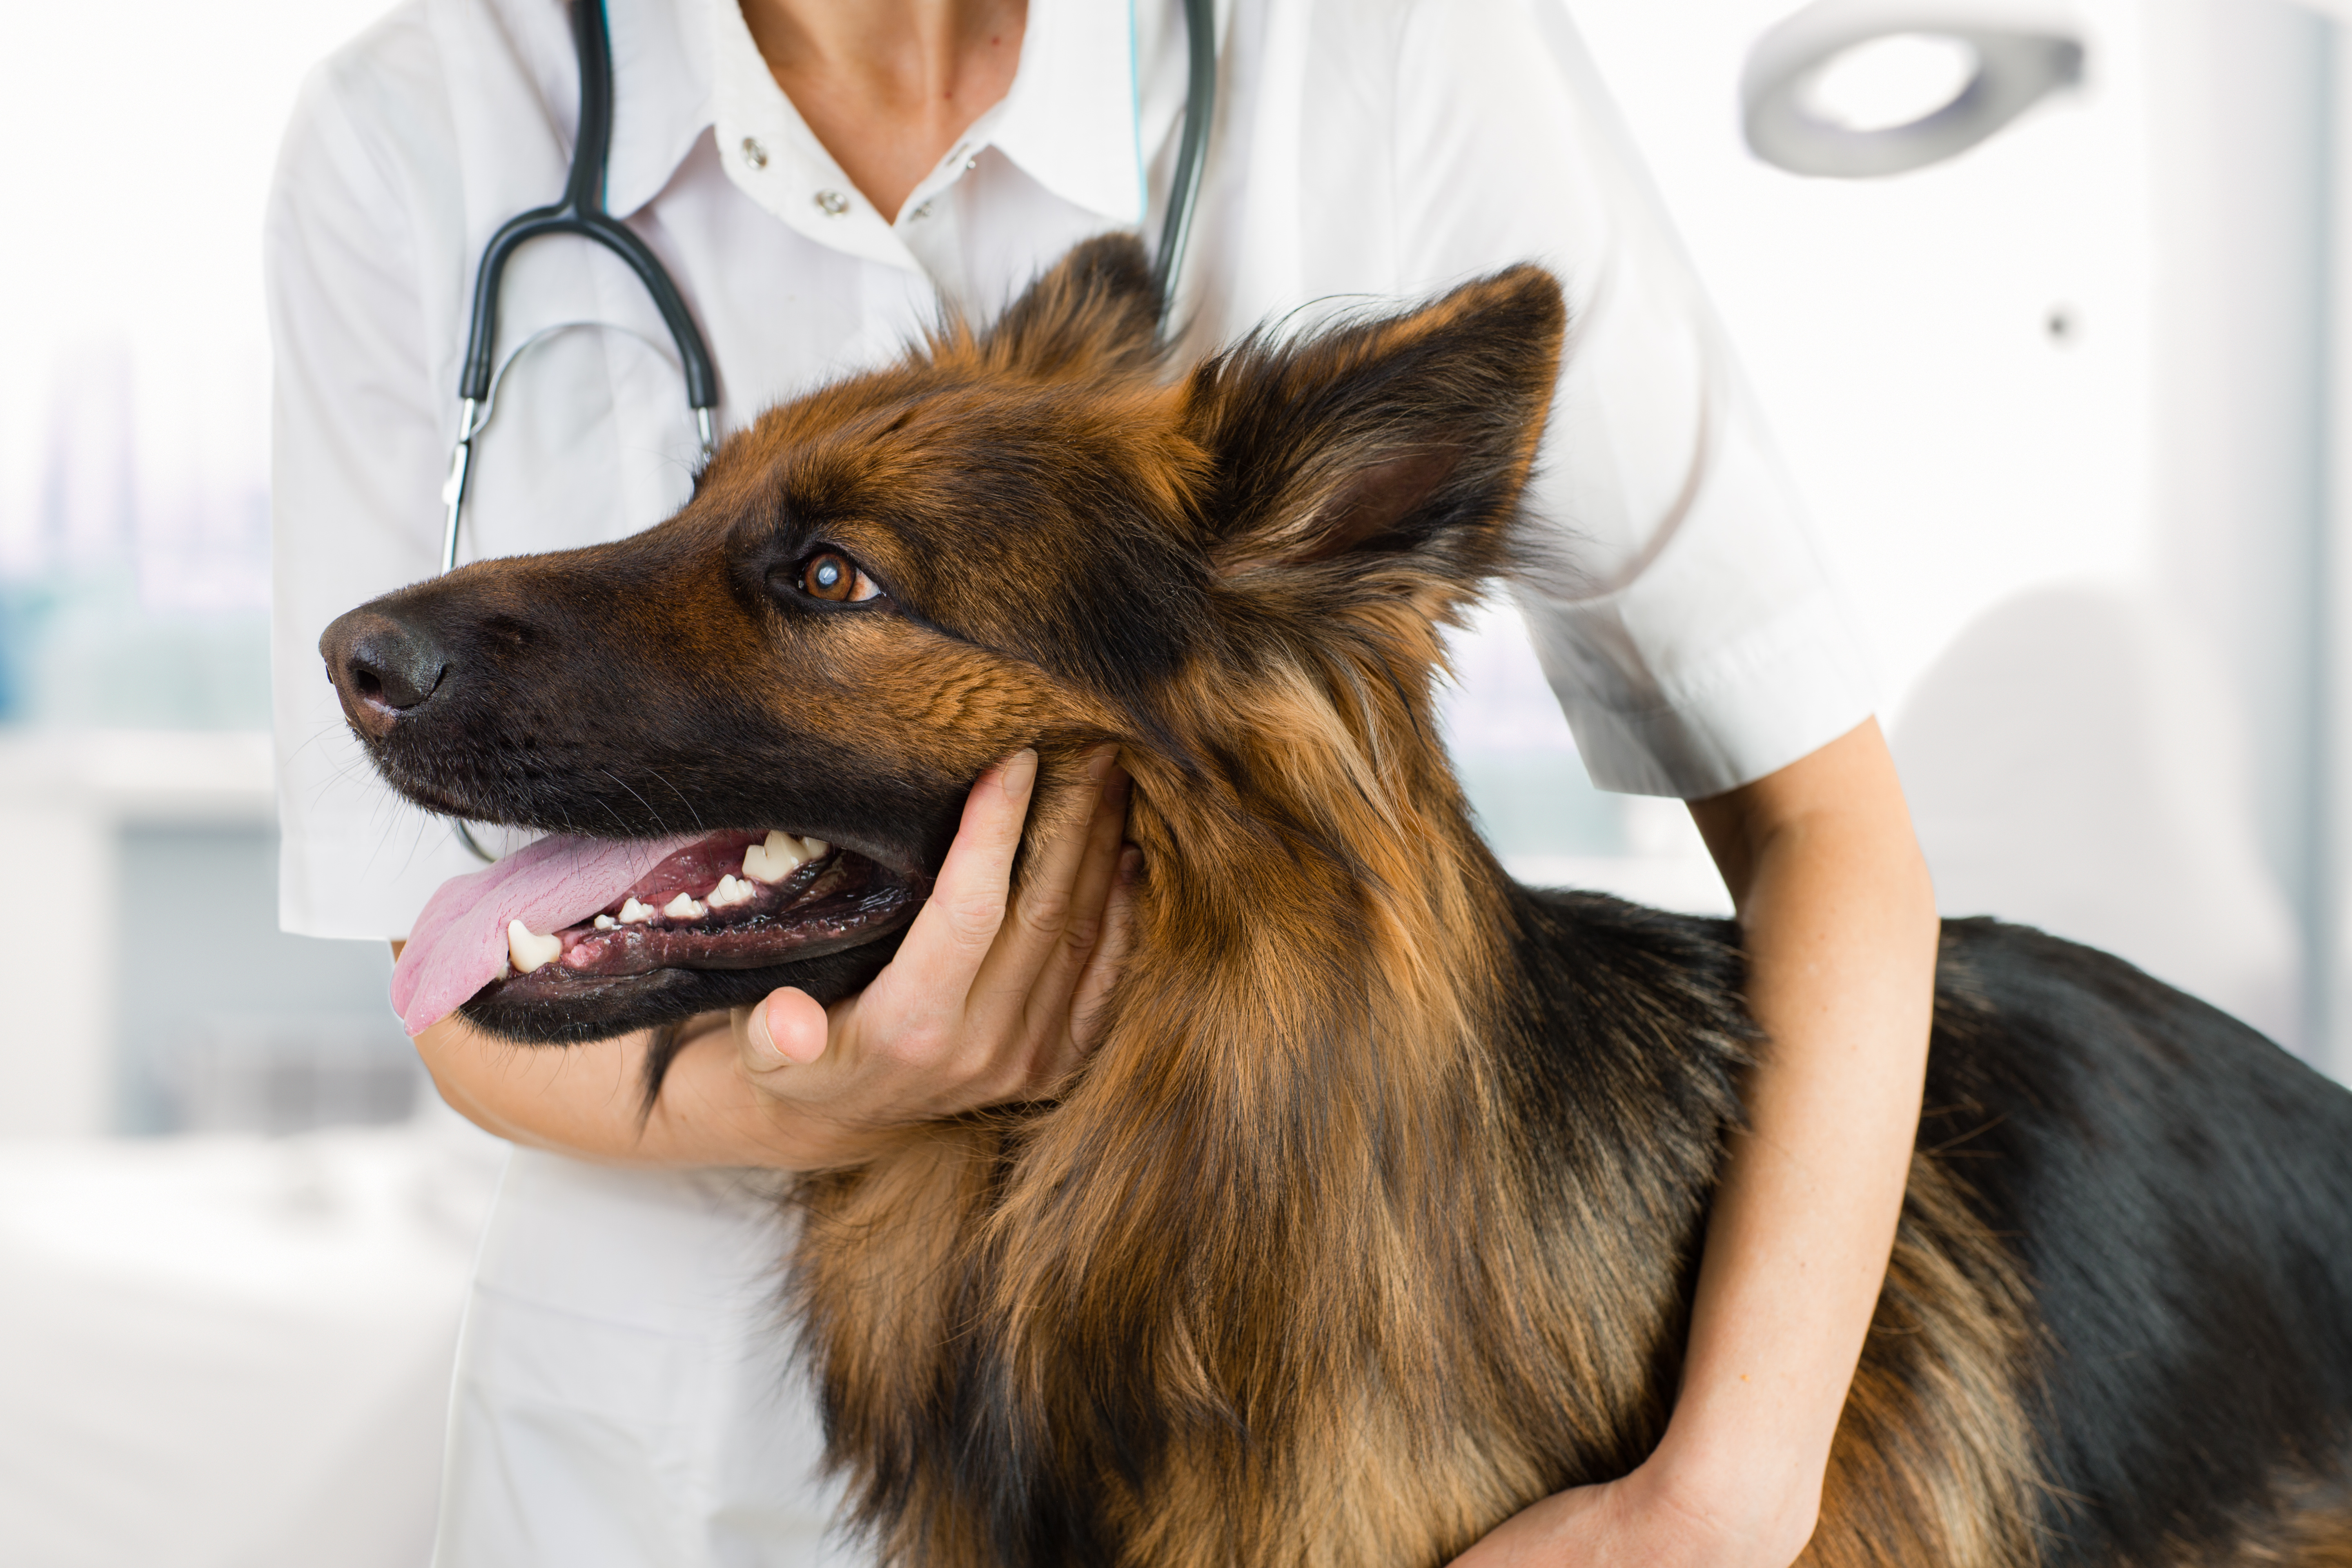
[264,0,1874,1559]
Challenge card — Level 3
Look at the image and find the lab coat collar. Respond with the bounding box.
[600,0,1153,243]
[990,0,1147,228]
[604,0,717,219]
[706,0,915,265]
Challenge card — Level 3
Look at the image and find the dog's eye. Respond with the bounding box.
[799,551,880,604]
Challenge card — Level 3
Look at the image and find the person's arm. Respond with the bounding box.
[1453,717,1938,1568]
[411,746,1136,1169]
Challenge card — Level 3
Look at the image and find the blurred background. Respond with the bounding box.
[4,0,2350,1562]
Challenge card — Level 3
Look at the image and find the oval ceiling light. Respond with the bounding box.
[1742,0,2085,178]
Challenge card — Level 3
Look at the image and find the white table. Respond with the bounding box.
[0,1112,503,1568]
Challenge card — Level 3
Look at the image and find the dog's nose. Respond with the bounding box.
[321,607,451,738]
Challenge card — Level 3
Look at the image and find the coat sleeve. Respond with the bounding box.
[1392,0,1877,798]
[266,19,489,940]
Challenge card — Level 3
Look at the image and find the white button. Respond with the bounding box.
[740,136,767,169]
[813,189,851,216]
[908,199,934,221]
[962,156,979,172]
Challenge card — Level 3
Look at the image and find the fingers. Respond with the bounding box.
[740,747,1067,1106]
[735,745,1133,1129]
[860,748,1040,1036]
[967,746,1127,1029]
[999,770,1132,1084]
[930,747,1040,959]
[1055,766,1134,971]
[1068,846,1141,1057]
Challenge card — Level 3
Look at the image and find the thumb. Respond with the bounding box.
[744,987,830,1072]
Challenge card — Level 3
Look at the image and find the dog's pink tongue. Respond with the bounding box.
[389,833,701,1036]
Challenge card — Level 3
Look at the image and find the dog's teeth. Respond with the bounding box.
[800,837,829,859]
[743,829,808,884]
[507,920,563,975]
[707,874,755,909]
[664,892,706,920]
[618,897,656,924]
[593,914,617,930]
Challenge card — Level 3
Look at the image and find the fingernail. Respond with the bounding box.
[748,997,789,1069]
[1000,748,1039,799]
[1117,844,1143,884]
[1086,744,1118,783]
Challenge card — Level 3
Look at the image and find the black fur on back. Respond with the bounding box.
[1507,891,2352,1564]
[1927,919,2352,1563]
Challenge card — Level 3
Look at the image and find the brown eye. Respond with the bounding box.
[800,551,878,603]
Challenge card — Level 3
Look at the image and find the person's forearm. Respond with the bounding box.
[1665,721,1939,1555]
[413,1008,855,1167]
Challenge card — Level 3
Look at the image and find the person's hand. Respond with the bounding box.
[728,744,1136,1161]
[1445,1458,1816,1568]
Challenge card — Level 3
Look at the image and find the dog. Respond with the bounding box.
[323,236,2352,1568]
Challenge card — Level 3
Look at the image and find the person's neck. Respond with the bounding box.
[738,0,1027,223]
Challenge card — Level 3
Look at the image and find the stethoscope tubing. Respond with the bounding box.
[1156,0,1216,335]
[442,0,721,577]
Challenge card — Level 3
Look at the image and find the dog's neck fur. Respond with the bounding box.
[791,595,1729,1566]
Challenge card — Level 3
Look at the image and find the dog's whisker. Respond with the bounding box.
[650,770,704,835]
[599,768,668,836]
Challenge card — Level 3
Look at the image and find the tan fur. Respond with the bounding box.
[745,247,2064,1568]
[2204,1479,2352,1568]
[1805,1156,2042,1568]
[795,623,2047,1566]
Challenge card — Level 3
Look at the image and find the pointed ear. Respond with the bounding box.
[971,234,1165,380]
[1180,267,1566,584]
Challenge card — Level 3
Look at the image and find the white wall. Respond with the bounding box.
[0,0,396,596]
[1573,0,2160,709]
[1560,0,2341,1072]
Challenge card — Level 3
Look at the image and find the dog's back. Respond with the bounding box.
[1508,888,2352,1567]
[1929,917,2352,1563]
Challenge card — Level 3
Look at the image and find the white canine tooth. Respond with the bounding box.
[506,919,563,976]
[619,897,657,924]
[707,874,755,909]
[799,837,829,859]
[742,829,809,884]
[594,914,617,930]
[664,892,706,920]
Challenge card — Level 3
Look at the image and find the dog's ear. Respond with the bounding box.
[1180,267,1566,587]
[973,233,1164,380]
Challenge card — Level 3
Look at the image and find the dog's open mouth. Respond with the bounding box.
[494,830,913,995]
[388,826,926,1037]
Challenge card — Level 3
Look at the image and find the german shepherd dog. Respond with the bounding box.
[323,236,2352,1568]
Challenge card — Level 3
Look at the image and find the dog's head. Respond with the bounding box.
[323,236,1565,1043]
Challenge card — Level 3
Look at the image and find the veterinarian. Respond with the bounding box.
[268,0,1937,1563]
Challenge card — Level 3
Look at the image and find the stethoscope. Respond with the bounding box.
[442,0,1216,575]
[438,0,1216,861]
